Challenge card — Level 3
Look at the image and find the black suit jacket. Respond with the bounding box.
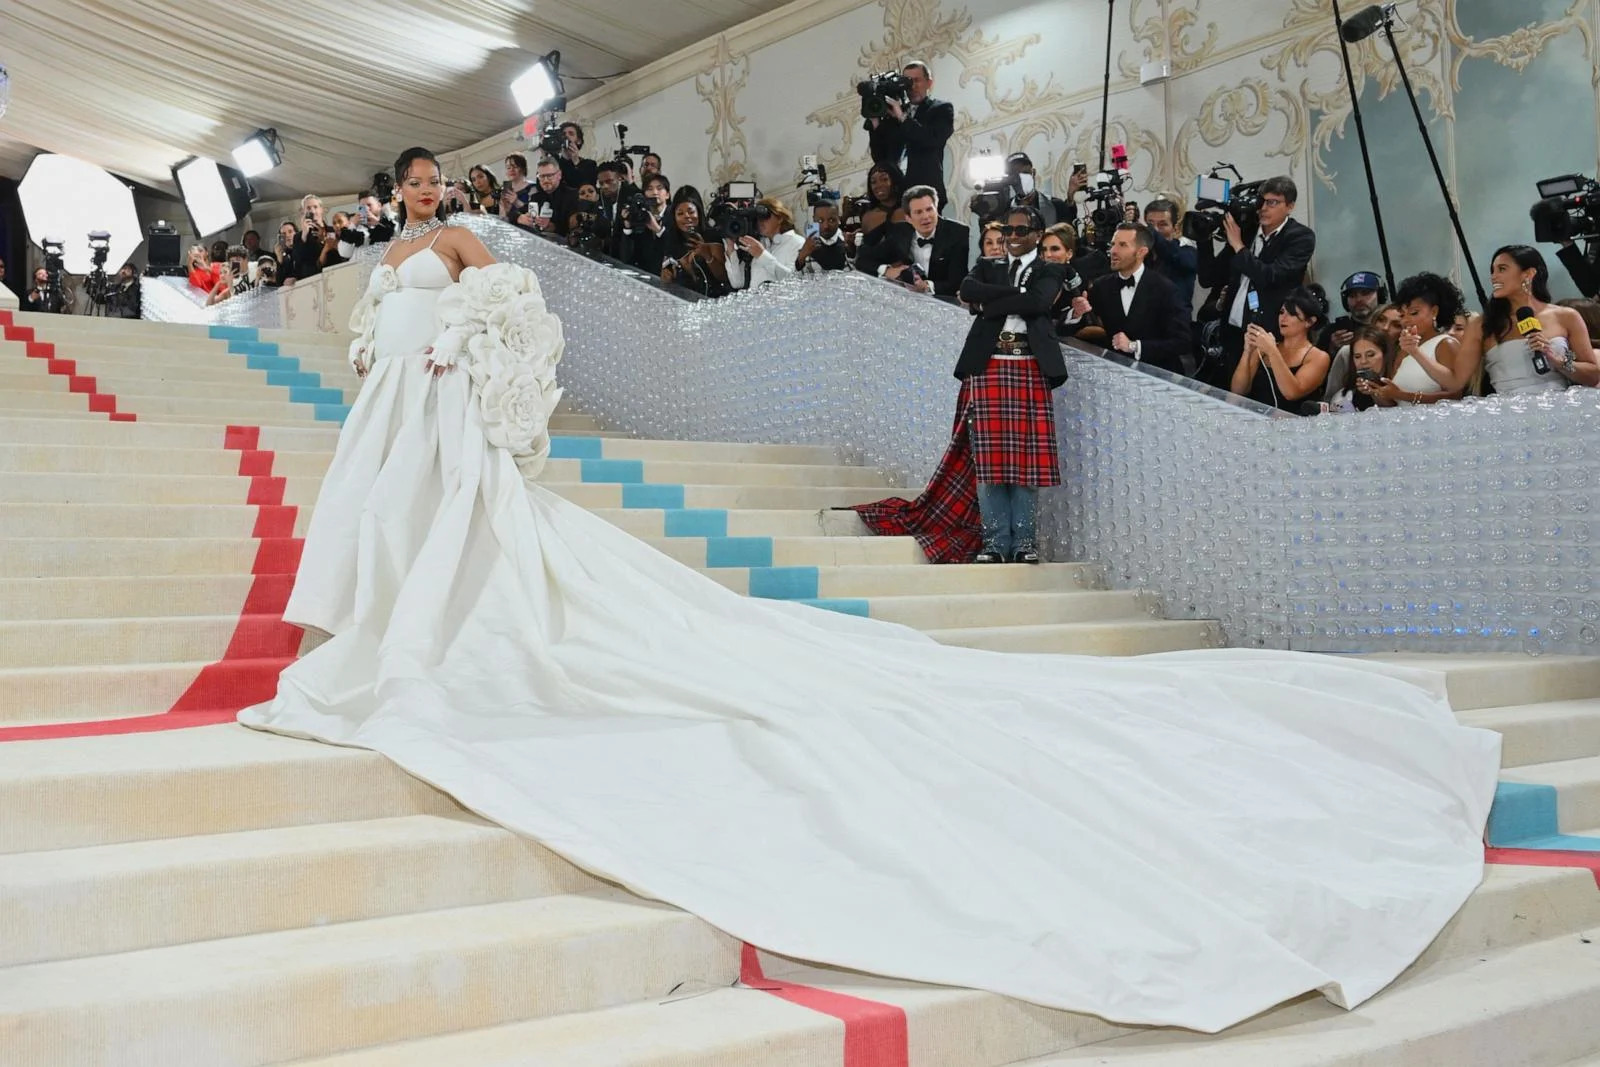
[955,257,1070,387]
[855,218,970,298]
[1084,269,1191,374]
[1216,217,1316,331]
[866,97,954,204]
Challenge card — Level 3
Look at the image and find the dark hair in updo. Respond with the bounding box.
[393,146,446,227]
[1394,271,1465,332]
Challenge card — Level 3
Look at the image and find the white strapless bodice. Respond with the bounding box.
[371,248,453,359]
[1486,335,1570,396]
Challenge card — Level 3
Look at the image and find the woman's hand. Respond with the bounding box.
[738,235,765,259]
[1357,375,1405,405]
[422,345,450,378]
[1246,324,1279,358]
[1399,325,1422,358]
[1070,293,1092,319]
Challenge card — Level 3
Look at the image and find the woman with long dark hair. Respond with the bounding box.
[659,185,729,297]
[1327,324,1393,413]
[1472,244,1598,394]
[466,165,501,215]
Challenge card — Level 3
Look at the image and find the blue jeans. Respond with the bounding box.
[976,483,1037,557]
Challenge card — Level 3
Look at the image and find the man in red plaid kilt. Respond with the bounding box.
[853,205,1069,563]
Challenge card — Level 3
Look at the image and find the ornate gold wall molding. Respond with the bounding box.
[695,34,752,187]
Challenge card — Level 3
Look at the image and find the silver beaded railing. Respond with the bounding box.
[294,216,1600,655]
[141,276,283,329]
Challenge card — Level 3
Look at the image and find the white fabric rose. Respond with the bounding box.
[346,266,397,374]
[479,362,560,456]
[485,294,564,385]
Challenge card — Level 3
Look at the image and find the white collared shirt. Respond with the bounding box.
[1228,219,1286,328]
[1117,264,1146,359]
[910,226,937,275]
[1002,247,1040,336]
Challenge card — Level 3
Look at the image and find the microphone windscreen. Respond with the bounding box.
[1340,4,1388,43]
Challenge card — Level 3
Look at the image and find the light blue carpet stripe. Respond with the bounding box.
[581,458,645,483]
[663,510,728,538]
[705,537,773,569]
[796,598,872,618]
[1486,780,1600,851]
[208,326,347,424]
[622,483,685,510]
[549,436,604,460]
[747,567,819,600]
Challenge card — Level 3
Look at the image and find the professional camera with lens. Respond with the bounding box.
[704,181,770,241]
[1184,164,1261,243]
[1531,174,1600,244]
[567,208,611,256]
[83,231,113,307]
[856,70,911,120]
[797,155,841,208]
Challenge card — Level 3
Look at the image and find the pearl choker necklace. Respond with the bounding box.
[399,217,445,241]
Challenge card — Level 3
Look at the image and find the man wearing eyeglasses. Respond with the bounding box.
[1208,176,1315,387]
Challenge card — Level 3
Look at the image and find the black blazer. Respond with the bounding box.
[1084,268,1191,374]
[855,218,970,298]
[1215,217,1316,330]
[866,97,954,204]
[955,257,1070,387]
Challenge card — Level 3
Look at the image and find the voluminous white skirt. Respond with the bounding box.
[243,348,1501,1033]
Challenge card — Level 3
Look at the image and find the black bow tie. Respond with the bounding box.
[1121,275,1137,289]
[915,236,933,248]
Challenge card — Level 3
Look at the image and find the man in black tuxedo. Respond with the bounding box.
[1205,175,1315,386]
[856,186,969,299]
[865,61,954,212]
[1067,222,1191,375]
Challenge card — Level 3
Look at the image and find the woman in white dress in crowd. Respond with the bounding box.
[241,147,1501,1034]
[1362,271,1468,407]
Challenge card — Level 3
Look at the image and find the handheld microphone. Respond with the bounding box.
[1340,4,1392,44]
[1516,305,1551,374]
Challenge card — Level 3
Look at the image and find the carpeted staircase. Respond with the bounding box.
[4,309,1600,1066]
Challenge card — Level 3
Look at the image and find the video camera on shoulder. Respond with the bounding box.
[1185,162,1262,243]
[1531,173,1600,244]
[1078,144,1132,252]
[705,181,770,241]
[857,70,910,120]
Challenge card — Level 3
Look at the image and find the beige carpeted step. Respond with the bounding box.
[540,456,887,489]
[1501,756,1600,833]
[0,415,339,450]
[0,537,267,577]
[0,574,272,619]
[0,473,321,507]
[0,661,229,724]
[591,506,868,539]
[0,615,278,668]
[647,534,924,568]
[1010,928,1600,1066]
[862,591,1155,629]
[0,502,311,540]
[0,892,739,1067]
[929,620,1222,656]
[0,724,461,853]
[1362,653,1600,711]
[1460,698,1600,769]
[0,442,334,477]
[0,813,602,966]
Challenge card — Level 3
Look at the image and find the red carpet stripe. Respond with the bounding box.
[0,420,304,742]
[1486,845,1600,889]
[740,943,909,1067]
[0,310,135,420]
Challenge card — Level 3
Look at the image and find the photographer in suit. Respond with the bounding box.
[865,61,954,212]
[107,264,142,319]
[856,185,969,299]
[1207,175,1316,387]
[1067,222,1190,375]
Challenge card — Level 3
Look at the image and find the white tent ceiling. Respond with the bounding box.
[0,0,786,201]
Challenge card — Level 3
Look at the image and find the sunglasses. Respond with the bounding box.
[998,225,1036,236]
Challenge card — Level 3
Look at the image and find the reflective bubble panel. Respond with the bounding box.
[204,215,1600,657]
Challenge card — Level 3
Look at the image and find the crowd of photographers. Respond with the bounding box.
[157,57,1600,411]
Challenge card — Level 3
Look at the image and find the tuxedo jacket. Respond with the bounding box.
[1212,217,1316,330]
[954,257,1070,387]
[855,218,970,298]
[1084,268,1191,374]
[866,97,955,204]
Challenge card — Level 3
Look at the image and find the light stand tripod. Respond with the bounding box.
[1347,3,1486,306]
[1331,0,1396,297]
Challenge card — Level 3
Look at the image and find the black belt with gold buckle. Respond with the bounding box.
[994,341,1032,355]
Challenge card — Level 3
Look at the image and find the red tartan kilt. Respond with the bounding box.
[960,358,1060,487]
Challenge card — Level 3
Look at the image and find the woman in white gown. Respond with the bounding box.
[242,148,1502,1033]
